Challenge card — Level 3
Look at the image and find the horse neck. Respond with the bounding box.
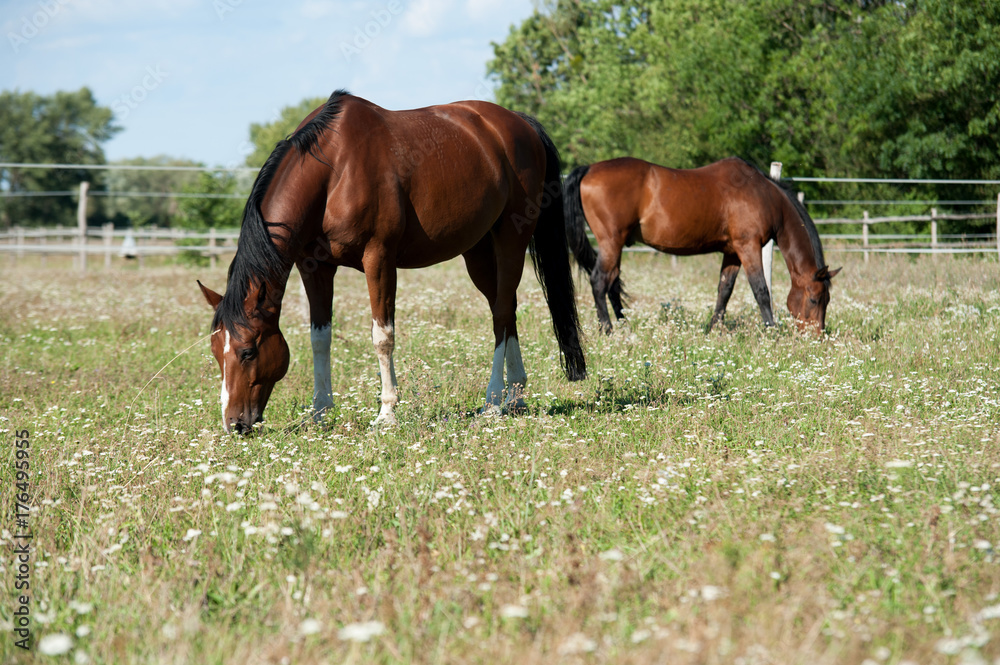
[773,192,821,284]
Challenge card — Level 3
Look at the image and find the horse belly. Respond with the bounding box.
[396,182,507,268]
[637,214,727,256]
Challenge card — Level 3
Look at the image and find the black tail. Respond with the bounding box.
[562,164,597,276]
[516,113,587,382]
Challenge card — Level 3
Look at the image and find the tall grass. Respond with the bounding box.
[1,252,998,664]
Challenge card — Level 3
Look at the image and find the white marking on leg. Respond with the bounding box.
[310,323,334,419]
[484,335,507,410]
[371,319,398,426]
[504,335,527,409]
[220,330,231,429]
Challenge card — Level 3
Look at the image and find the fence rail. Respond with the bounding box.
[0,225,239,270]
[1,174,998,269]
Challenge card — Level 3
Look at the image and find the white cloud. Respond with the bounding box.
[401,0,456,37]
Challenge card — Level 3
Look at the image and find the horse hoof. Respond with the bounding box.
[312,404,334,423]
[503,398,527,415]
[479,403,503,418]
[371,412,397,429]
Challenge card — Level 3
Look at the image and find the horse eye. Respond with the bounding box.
[809,297,820,305]
[240,347,258,362]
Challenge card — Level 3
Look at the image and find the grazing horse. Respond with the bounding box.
[563,157,840,334]
[199,90,586,434]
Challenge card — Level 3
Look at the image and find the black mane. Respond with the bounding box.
[741,158,827,277]
[774,176,827,276]
[213,89,349,337]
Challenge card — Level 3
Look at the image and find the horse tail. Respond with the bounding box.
[516,113,587,382]
[562,165,597,275]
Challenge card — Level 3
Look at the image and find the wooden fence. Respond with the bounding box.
[1,204,998,271]
[0,225,239,270]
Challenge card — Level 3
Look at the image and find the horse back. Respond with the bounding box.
[635,157,779,254]
[316,97,542,268]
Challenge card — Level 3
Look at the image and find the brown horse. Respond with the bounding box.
[198,90,586,434]
[563,157,840,334]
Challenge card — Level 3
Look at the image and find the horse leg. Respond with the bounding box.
[464,230,527,414]
[362,252,399,427]
[590,247,622,334]
[708,253,741,332]
[296,259,338,420]
[608,276,626,321]
[737,247,775,327]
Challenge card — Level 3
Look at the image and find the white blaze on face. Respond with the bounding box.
[220,329,231,427]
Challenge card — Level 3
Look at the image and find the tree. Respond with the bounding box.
[245,96,329,168]
[173,171,245,230]
[487,0,1000,192]
[103,156,201,227]
[0,88,119,228]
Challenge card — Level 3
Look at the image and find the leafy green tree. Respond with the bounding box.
[103,156,201,227]
[0,88,119,228]
[245,96,329,168]
[488,0,1000,199]
[173,171,245,230]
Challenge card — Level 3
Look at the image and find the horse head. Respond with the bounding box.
[198,280,290,434]
[787,266,841,333]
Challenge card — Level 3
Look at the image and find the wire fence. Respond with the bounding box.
[1,163,999,270]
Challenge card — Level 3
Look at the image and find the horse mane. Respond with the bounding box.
[740,158,828,277]
[213,89,350,337]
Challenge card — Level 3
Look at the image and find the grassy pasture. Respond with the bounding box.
[1,250,999,664]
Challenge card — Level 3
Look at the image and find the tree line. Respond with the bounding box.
[0,89,322,231]
[488,0,1000,225]
[2,1,997,230]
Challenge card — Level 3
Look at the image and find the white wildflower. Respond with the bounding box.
[500,604,529,619]
[299,618,322,636]
[557,632,597,655]
[701,585,727,601]
[68,600,93,615]
[38,633,73,655]
[338,621,385,643]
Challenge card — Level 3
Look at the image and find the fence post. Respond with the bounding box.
[103,223,114,268]
[15,226,24,265]
[55,224,64,267]
[77,181,89,272]
[930,207,938,256]
[39,230,46,268]
[863,210,870,263]
[209,227,218,270]
[763,162,781,300]
[996,193,999,262]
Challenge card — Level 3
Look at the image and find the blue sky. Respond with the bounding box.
[2,0,535,167]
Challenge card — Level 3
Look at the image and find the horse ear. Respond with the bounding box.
[197,280,223,310]
[815,266,842,282]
